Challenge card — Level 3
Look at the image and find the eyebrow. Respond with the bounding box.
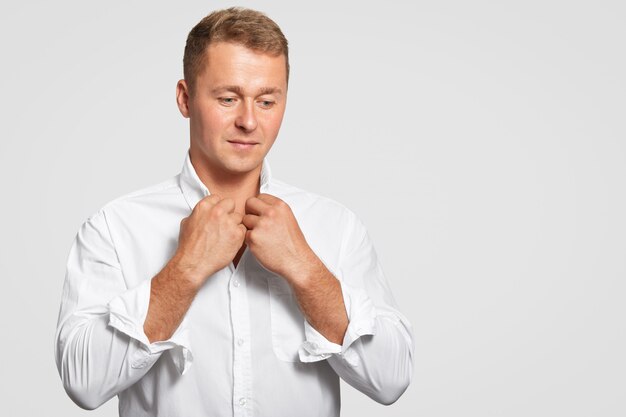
[211,85,284,96]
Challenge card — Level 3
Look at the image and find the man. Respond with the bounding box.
[55,7,414,416]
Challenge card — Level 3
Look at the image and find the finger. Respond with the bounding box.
[256,193,282,205]
[194,194,222,213]
[229,211,244,223]
[242,213,261,229]
[215,197,236,213]
[202,193,222,204]
[238,223,247,238]
[245,196,271,215]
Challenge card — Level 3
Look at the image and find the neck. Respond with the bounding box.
[189,149,262,214]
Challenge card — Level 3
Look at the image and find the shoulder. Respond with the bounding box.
[269,177,365,231]
[270,177,354,211]
[85,175,181,224]
[269,178,373,265]
[104,175,181,207]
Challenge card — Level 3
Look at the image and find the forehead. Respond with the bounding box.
[198,42,287,90]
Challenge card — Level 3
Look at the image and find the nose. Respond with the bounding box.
[235,99,258,132]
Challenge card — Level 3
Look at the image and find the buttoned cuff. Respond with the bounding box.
[298,277,377,365]
[107,278,193,375]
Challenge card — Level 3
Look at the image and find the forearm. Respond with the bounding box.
[143,255,204,343]
[290,252,414,405]
[290,255,349,345]
[56,255,203,409]
[56,208,206,410]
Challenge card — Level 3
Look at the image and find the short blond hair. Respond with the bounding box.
[183,7,289,95]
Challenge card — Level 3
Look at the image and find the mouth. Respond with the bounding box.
[227,140,259,150]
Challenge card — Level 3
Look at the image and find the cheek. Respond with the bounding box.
[196,108,232,134]
[262,110,286,133]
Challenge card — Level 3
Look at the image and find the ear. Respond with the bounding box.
[176,79,191,118]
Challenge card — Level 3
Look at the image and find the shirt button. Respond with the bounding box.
[233,280,240,287]
[239,397,247,407]
[237,338,244,346]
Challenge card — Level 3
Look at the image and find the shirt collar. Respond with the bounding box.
[179,149,272,211]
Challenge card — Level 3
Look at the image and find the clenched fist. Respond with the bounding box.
[243,193,317,284]
[172,194,247,288]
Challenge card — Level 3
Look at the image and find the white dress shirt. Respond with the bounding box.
[54,149,414,416]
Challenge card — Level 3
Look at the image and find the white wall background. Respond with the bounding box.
[1,0,624,416]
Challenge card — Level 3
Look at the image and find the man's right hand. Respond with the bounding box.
[170,194,247,288]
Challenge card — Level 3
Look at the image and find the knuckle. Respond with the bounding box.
[197,198,210,210]
[211,205,225,217]
[200,194,221,208]
[216,197,235,211]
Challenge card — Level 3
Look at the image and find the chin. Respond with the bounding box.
[223,157,263,173]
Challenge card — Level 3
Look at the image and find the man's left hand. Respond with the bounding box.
[243,193,316,284]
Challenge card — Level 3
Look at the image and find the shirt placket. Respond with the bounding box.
[229,254,253,417]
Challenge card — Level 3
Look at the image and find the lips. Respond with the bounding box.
[228,140,259,145]
[227,140,259,150]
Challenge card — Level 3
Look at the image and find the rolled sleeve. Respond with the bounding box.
[55,208,194,410]
[298,278,377,365]
[108,277,193,375]
[297,210,414,404]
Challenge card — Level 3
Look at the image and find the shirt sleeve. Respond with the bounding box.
[54,209,193,411]
[298,212,415,405]
[298,270,377,362]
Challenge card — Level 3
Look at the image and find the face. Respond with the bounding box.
[176,42,288,180]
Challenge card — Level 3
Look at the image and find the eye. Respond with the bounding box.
[258,100,275,109]
[219,97,237,105]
